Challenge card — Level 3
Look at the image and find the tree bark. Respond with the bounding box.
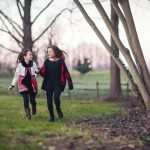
[109,0,121,99]
[73,0,150,109]
[119,0,150,94]
[0,0,64,57]
[91,0,150,109]
[23,0,32,50]
[73,0,138,96]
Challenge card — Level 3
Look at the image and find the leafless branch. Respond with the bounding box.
[18,0,23,9]
[0,14,22,38]
[0,28,8,33]
[0,44,19,53]
[32,0,54,25]
[0,9,23,31]
[33,8,72,43]
[16,0,24,20]
[0,16,23,48]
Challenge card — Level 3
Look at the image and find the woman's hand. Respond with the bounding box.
[69,84,73,90]
[35,68,40,74]
[8,85,14,91]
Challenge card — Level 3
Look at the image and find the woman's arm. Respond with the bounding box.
[35,60,47,77]
[63,61,73,90]
[39,64,46,77]
[33,62,39,77]
[8,63,20,90]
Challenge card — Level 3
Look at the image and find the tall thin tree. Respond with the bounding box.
[73,0,150,109]
[109,0,121,99]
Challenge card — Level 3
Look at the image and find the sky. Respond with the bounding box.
[0,0,150,68]
[58,0,150,66]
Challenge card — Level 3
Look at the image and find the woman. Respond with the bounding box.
[8,49,38,120]
[39,45,73,122]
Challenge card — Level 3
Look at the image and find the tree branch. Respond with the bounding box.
[0,14,22,38]
[73,0,140,97]
[0,9,23,31]
[18,0,23,9]
[0,28,9,34]
[92,0,150,105]
[32,0,54,25]
[0,44,19,53]
[16,0,24,20]
[0,16,23,48]
[110,0,138,64]
[33,8,71,43]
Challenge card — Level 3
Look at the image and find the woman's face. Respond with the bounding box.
[24,51,33,61]
[47,48,56,59]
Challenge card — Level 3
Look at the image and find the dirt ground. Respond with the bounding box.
[42,100,150,150]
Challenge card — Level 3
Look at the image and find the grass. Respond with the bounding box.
[0,70,111,88]
[0,95,120,150]
[0,70,128,98]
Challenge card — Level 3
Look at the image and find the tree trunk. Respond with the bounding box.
[109,1,121,99]
[91,0,150,109]
[119,0,150,95]
[23,0,33,50]
[73,0,150,110]
[0,0,64,58]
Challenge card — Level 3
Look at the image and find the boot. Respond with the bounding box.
[25,108,31,120]
[32,105,36,115]
[48,112,55,122]
[57,109,63,119]
[56,104,63,119]
[48,117,55,122]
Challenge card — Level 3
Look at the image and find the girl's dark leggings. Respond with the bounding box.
[21,92,36,109]
[46,85,62,118]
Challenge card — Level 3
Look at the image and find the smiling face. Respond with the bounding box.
[47,48,56,59]
[23,51,33,61]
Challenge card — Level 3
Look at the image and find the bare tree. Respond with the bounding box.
[73,0,150,109]
[0,0,71,60]
[70,0,122,99]
[109,0,121,100]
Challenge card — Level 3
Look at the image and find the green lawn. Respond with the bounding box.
[0,95,120,150]
[0,70,128,98]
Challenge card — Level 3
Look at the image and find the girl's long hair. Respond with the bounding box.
[17,49,31,63]
[47,45,67,60]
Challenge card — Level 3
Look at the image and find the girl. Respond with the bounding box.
[39,45,73,122]
[8,49,38,120]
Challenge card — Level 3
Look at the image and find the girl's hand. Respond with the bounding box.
[8,85,14,90]
[69,84,73,90]
[35,68,40,74]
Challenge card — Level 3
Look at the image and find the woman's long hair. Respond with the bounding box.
[17,49,31,63]
[47,45,67,60]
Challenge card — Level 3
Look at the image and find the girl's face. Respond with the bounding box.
[24,51,33,61]
[47,48,56,59]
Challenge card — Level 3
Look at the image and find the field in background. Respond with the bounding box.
[0,70,129,99]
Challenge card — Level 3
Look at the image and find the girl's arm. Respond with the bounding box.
[33,62,39,77]
[39,60,47,77]
[8,63,20,90]
[39,64,45,77]
[63,61,73,90]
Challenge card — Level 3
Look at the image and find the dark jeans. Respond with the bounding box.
[46,85,62,118]
[21,92,36,109]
